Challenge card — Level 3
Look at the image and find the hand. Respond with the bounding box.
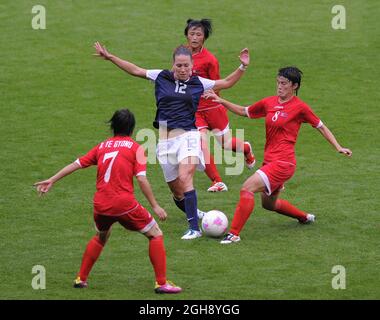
[93,41,112,60]
[34,179,54,196]
[153,206,167,221]
[239,48,250,66]
[203,90,222,104]
[338,147,352,157]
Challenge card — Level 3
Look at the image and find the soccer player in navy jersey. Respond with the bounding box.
[184,18,256,192]
[204,67,352,244]
[94,42,250,239]
[34,109,182,293]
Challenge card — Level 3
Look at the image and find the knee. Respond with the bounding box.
[241,181,255,193]
[153,227,163,238]
[242,174,265,194]
[240,187,252,194]
[146,224,163,239]
[178,173,193,189]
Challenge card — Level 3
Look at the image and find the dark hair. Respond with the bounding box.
[108,109,135,136]
[172,45,193,62]
[184,18,213,39]
[278,66,303,95]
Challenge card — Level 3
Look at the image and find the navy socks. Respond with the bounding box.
[173,190,199,231]
[184,190,199,231]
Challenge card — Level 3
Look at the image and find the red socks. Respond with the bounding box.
[274,199,307,222]
[149,236,167,286]
[230,137,251,155]
[230,190,255,236]
[204,153,222,183]
[78,236,104,281]
[228,192,307,238]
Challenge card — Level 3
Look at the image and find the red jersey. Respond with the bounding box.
[192,47,220,111]
[246,96,323,165]
[76,136,146,215]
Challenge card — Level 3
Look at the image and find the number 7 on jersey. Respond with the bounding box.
[103,151,119,183]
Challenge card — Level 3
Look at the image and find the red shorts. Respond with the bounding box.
[94,204,156,233]
[256,161,296,196]
[196,106,229,136]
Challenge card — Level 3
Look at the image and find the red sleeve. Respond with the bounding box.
[134,144,147,176]
[207,56,220,80]
[76,144,99,168]
[246,99,267,118]
[301,103,322,128]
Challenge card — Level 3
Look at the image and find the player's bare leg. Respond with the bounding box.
[260,191,280,211]
[168,178,184,200]
[97,229,112,245]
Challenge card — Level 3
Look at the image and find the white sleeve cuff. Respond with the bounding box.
[198,76,216,91]
[245,107,251,118]
[136,171,146,177]
[316,120,324,128]
[75,159,82,167]
[146,70,162,81]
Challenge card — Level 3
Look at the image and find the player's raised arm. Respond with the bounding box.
[94,41,147,79]
[212,48,250,91]
[317,124,352,157]
[136,175,167,221]
[203,90,247,117]
[34,162,81,196]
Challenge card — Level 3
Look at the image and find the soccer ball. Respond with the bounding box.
[201,210,228,238]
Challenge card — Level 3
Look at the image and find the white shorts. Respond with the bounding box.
[156,130,205,182]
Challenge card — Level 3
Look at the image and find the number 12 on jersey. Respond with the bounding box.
[103,151,119,183]
[175,80,187,94]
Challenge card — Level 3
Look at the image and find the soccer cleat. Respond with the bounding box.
[244,142,256,169]
[73,277,88,288]
[220,233,241,244]
[197,209,206,220]
[155,280,182,294]
[181,229,202,240]
[299,213,316,224]
[207,181,228,192]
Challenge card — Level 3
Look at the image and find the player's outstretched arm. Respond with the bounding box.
[203,90,246,117]
[136,175,167,221]
[34,162,81,196]
[93,41,147,79]
[317,125,352,157]
[213,48,250,91]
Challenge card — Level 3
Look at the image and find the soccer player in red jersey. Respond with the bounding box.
[34,109,182,293]
[204,67,352,244]
[184,19,256,192]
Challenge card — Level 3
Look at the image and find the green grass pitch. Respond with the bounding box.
[0,0,379,300]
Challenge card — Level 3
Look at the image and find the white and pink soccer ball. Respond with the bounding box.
[201,210,228,238]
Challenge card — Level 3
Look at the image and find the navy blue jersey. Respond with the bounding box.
[146,70,215,130]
